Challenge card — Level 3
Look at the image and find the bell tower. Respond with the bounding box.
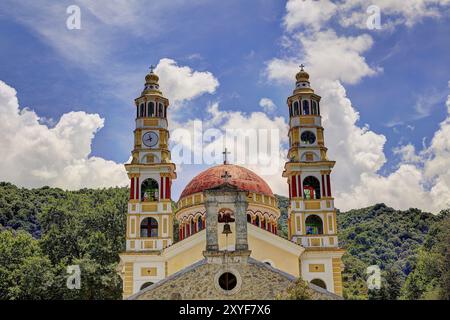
[283,66,344,295]
[121,67,177,297]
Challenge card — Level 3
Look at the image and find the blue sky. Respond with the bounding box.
[0,1,449,212]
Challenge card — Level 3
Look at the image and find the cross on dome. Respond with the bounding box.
[149,65,155,73]
[222,147,230,165]
[221,170,232,183]
[299,64,305,71]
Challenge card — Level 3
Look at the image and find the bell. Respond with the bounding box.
[222,222,232,235]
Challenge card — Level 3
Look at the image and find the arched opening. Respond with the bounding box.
[289,105,293,117]
[218,209,235,223]
[141,178,159,202]
[140,282,154,290]
[190,218,196,234]
[158,103,164,118]
[218,272,237,291]
[293,101,299,116]
[164,105,168,118]
[312,100,318,115]
[301,131,316,145]
[254,215,260,227]
[303,176,321,200]
[140,217,158,237]
[197,216,203,230]
[148,102,155,117]
[261,217,266,230]
[247,213,252,223]
[310,278,327,289]
[140,104,145,117]
[305,215,323,235]
[302,100,310,115]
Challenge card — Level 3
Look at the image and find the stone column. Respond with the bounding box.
[205,196,219,251]
[234,191,249,251]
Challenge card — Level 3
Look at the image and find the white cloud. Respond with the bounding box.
[155,58,219,104]
[337,91,450,212]
[169,102,289,197]
[0,80,128,189]
[283,0,450,31]
[264,1,450,213]
[259,98,277,113]
[284,0,337,31]
[266,30,379,85]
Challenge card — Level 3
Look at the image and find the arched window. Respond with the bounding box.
[289,105,293,117]
[149,102,155,117]
[247,213,252,223]
[140,217,158,237]
[302,100,310,115]
[305,215,323,235]
[164,105,168,118]
[140,282,154,290]
[303,176,321,200]
[317,102,320,115]
[312,101,318,115]
[293,101,299,116]
[262,218,266,230]
[140,104,145,117]
[141,178,159,202]
[310,278,327,289]
[254,215,260,227]
[159,103,164,118]
[198,217,203,230]
[191,218,196,234]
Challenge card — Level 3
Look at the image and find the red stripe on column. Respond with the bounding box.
[327,174,331,197]
[298,175,302,198]
[291,175,297,198]
[321,175,326,197]
[165,177,170,199]
[135,177,139,200]
[160,176,163,200]
[130,177,134,200]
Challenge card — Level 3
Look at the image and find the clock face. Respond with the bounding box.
[142,131,159,148]
[301,131,316,145]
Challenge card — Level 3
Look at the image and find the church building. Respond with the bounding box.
[117,65,344,300]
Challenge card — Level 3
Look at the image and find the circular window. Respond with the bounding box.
[218,272,237,291]
[301,131,316,144]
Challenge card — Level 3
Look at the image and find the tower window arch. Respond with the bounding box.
[148,102,155,117]
[310,278,327,289]
[140,104,145,118]
[302,100,310,115]
[305,215,323,235]
[312,100,318,115]
[293,101,300,116]
[247,213,252,223]
[190,218,196,234]
[303,176,321,200]
[159,103,164,118]
[141,178,159,202]
[140,217,158,237]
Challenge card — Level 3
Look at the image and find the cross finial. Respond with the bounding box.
[149,65,155,73]
[299,64,305,71]
[222,147,230,165]
[221,170,232,183]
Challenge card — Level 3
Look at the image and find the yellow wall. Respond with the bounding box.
[165,230,300,278]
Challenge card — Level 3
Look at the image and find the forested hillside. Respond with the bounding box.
[0,182,448,300]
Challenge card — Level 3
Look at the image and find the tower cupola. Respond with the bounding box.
[142,65,161,95]
[294,64,314,93]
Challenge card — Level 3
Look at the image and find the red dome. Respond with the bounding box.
[180,164,274,199]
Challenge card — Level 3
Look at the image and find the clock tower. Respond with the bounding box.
[120,67,176,298]
[283,66,344,295]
